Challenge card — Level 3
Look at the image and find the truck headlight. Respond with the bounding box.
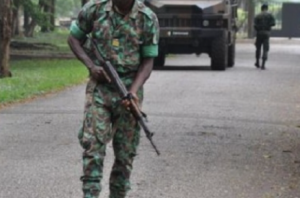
[203,20,209,27]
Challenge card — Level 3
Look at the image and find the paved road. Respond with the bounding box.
[1,42,300,198]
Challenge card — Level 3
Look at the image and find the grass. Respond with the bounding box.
[13,28,71,52]
[0,59,88,107]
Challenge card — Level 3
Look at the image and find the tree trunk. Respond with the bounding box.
[26,19,37,37]
[0,0,12,78]
[24,7,30,34]
[50,0,55,31]
[40,0,50,32]
[247,0,255,38]
[23,0,38,37]
[12,0,20,36]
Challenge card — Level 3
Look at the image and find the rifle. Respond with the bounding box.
[89,38,160,156]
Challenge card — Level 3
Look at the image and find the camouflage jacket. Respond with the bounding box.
[254,11,276,32]
[70,0,159,74]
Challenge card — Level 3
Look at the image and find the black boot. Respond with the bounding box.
[255,59,260,68]
[261,59,266,70]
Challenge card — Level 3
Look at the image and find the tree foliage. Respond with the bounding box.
[56,0,81,17]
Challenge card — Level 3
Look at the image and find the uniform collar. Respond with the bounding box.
[105,0,139,19]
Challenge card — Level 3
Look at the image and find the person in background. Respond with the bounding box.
[254,3,276,70]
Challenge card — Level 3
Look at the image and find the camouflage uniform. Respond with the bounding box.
[69,0,159,197]
[254,11,275,69]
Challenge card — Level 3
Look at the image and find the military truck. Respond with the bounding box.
[144,0,239,70]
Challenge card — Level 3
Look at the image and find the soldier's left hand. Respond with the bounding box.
[122,92,139,110]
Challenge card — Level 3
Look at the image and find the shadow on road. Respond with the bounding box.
[153,65,212,71]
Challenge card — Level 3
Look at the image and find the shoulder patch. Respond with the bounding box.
[93,0,108,3]
[83,0,108,9]
[137,1,156,20]
[82,0,108,21]
[84,0,108,8]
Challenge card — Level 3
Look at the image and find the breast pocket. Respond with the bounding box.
[124,28,141,68]
[92,18,112,58]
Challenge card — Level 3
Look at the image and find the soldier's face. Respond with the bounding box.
[113,0,133,11]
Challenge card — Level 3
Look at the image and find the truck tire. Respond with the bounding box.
[211,32,228,71]
[154,52,165,69]
[227,42,235,67]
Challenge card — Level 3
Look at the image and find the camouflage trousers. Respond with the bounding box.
[78,79,142,198]
[255,32,270,61]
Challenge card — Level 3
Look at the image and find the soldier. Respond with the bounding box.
[67,0,159,197]
[254,3,276,70]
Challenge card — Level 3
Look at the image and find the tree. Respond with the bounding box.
[0,0,13,78]
[55,0,81,18]
[40,0,51,32]
[22,0,55,37]
[12,0,21,36]
[247,0,255,38]
[82,0,89,6]
[50,0,55,31]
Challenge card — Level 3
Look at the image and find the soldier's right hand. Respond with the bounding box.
[89,66,110,83]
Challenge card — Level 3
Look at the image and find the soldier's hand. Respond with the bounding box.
[122,92,139,110]
[89,66,110,82]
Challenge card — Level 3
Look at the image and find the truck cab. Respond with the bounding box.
[144,0,239,70]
